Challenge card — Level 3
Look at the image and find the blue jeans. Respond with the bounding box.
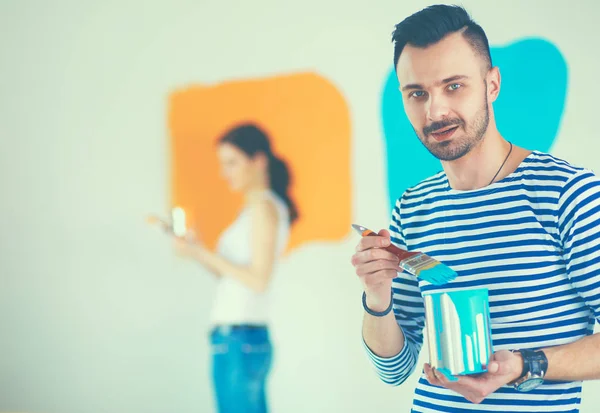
[210,325,273,413]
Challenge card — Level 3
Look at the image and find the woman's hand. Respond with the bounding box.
[173,230,204,259]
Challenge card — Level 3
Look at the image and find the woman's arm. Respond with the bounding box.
[179,198,280,292]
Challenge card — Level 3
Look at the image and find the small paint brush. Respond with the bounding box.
[352,223,457,285]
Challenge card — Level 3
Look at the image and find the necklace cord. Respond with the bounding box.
[488,142,513,185]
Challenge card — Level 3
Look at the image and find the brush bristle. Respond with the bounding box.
[416,265,457,285]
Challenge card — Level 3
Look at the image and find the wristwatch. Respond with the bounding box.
[510,349,548,392]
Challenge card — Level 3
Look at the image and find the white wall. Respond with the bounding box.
[1,0,599,412]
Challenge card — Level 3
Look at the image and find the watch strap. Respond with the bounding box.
[510,348,548,388]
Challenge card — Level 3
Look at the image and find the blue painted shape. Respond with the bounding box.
[381,38,568,210]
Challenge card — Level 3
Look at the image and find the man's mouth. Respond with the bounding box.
[430,125,459,142]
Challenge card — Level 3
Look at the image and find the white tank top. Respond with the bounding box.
[209,190,290,326]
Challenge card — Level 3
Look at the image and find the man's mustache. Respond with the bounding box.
[423,119,463,136]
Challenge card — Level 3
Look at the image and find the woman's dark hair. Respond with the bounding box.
[218,123,299,224]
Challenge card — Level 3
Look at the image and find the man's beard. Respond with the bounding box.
[416,97,490,161]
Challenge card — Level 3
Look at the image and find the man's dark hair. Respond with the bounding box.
[392,4,492,71]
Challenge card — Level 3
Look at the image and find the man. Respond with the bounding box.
[351,4,600,412]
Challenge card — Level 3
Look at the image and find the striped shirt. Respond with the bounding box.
[363,151,600,412]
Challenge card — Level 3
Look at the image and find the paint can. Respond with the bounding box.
[423,287,493,379]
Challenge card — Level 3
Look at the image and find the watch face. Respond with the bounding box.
[516,378,544,392]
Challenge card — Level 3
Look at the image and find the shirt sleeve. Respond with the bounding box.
[558,169,600,322]
[362,197,425,385]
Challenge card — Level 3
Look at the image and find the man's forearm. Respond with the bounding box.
[362,294,405,357]
[542,333,600,381]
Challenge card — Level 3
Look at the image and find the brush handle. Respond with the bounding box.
[147,215,191,239]
[360,228,420,262]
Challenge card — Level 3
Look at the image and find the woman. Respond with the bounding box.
[174,122,298,413]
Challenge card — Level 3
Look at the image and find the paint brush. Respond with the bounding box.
[352,223,457,285]
[147,207,188,237]
[146,215,172,232]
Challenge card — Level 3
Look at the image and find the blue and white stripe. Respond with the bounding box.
[363,151,600,412]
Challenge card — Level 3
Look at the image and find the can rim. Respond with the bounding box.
[421,286,489,297]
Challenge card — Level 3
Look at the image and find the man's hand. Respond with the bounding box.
[424,350,524,404]
[354,228,406,359]
[350,229,400,311]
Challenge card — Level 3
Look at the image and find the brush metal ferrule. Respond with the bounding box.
[400,254,435,273]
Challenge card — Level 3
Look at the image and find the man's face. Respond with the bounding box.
[396,31,497,161]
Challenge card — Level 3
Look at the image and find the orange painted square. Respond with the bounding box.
[168,72,351,252]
